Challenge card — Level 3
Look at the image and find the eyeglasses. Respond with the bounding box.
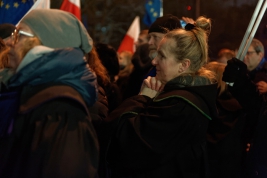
[11,29,34,45]
[246,51,257,56]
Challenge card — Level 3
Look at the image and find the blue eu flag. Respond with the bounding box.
[0,0,34,25]
[143,0,161,26]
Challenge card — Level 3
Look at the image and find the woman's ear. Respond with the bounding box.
[181,59,191,71]
[178,59,191,74]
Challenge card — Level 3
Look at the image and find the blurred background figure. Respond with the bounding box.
[122,43,151,100]
[116,50,133,96]
[216,48,235,64]
[134,29,149,48]
[95,42,122,113]
[205,61,245,178]
[121,29,150,100]
[222,38,267,177]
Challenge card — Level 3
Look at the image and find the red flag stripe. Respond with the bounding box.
[117,16,140,53]
[117,35,135,54]
[60,0,81,20]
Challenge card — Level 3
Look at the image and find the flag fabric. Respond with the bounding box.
[60,0,81,20]
[17,0,50,25]
[117,16,140,54]
[0,0,34,25]
[31,0,50,9]
[143,0,161,26]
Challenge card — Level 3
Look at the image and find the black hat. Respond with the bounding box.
[148,14,181,34]
[0,23,16,39]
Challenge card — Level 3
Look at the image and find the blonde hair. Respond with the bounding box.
[164,16,216,83]
[204,61,227,96]
[118,50,133,77]
[119,50,133,66]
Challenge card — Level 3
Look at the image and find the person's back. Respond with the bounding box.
[0,9,99,178]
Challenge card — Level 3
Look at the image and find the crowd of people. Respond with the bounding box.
[0,8,267,178]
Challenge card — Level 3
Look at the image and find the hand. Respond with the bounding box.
[182,17,195,24]
[222,57,247,83]
[256,81,267,94]
[139,76,164,98]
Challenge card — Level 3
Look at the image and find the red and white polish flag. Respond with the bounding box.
[117,16,140,54]
[60,0,81,20]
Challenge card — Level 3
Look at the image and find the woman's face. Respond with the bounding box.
[152,38,182,84]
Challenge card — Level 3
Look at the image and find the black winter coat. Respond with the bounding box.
[106,76,218,178]
[0,84,99,178]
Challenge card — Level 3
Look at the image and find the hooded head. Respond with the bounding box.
[20,9,93,54]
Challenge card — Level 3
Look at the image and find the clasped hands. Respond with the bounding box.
[139,76,164,98]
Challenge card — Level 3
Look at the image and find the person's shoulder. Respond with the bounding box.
[20,85,90,116]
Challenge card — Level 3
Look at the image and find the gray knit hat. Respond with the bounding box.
[20,9,93,54]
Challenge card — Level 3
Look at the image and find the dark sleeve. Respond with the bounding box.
[89,86,109,123]
[0,99,99,178]
[229,78,261,111]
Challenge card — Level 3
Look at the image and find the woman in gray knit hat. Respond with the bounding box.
[0,9,99,178]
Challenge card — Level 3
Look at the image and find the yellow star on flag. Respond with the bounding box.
[5,4,10,9]
[148,1,153,5]
[153,12,158,17]
[150,8,154,13]
[22,0,26,4]
[1,1,4,7]
[14,2,19,8]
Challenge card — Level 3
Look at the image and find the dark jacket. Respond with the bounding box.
[227,58,267,177]
[106,76,218,178]
[207,91,246,178]
[0,47,99,178]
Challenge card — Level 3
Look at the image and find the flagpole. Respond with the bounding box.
[160,0,163,16]
[237,0,267,61]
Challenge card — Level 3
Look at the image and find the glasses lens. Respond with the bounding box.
[11,30,16,45]
[12,29,19,45]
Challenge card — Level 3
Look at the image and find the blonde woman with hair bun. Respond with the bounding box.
[106,16,219,177]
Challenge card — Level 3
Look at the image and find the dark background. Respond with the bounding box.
[51,0,267,60]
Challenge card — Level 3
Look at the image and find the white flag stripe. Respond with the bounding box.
[69,0,80,7]
[127,16,140,42]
